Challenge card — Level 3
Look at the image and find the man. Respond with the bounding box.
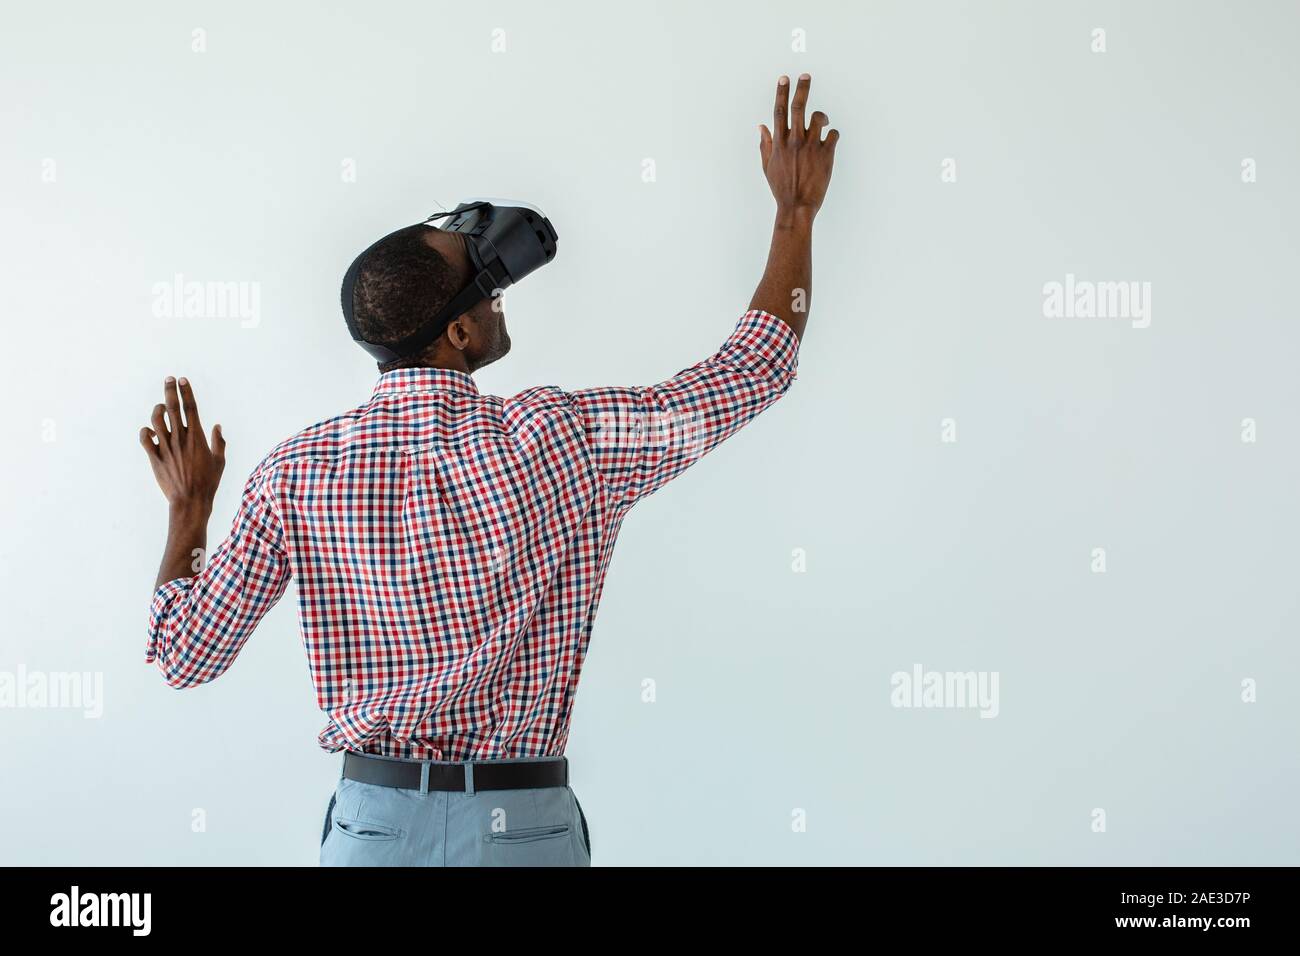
[138,74,837,866]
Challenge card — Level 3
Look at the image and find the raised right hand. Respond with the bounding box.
[759,74,838,218]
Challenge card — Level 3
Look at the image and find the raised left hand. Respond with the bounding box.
[139,377,226,513]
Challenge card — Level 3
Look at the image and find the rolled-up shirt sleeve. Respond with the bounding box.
[560,309,800,510]
[145,468,291,688]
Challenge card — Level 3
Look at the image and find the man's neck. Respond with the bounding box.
[380,355,472,375]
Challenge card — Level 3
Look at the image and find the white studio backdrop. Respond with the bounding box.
[1,0,1298,865]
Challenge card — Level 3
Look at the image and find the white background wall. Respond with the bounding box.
[1,0,1297,865]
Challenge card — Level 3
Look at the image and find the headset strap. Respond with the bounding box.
[358,258,507,363]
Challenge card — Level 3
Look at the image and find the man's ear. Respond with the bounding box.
[445,314,471,351]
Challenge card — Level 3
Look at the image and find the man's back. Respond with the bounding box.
[146,310,799,760]
[139,73,833,865]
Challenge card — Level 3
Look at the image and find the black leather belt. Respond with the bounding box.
[343,751,569,792]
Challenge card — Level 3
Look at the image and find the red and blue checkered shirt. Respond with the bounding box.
[146,309,799,760]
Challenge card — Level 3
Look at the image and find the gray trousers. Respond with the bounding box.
[319,755,591,866]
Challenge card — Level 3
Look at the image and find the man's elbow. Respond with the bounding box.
[160,666,197,690]
[155,655,213,690]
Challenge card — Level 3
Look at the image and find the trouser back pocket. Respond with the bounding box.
[484,824,570,845]
[334,816,403,842]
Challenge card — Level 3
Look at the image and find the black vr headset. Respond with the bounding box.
[342,199,559,364]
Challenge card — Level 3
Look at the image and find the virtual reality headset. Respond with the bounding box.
[342,199,559,364]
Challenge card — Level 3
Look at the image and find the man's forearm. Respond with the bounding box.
[749,207,815,342]
[750,72,836,340]
[154,502,210,589]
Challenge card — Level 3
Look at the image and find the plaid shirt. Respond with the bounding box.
[146,309,799,760]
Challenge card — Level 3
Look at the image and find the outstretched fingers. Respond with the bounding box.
[163,377,184,442]
[139,426,160,459]
[809,110,829,141]
[211,423,226,463]
[773,75,790,137]
[178,377,203,438]
[151,403,170,451]
[789,74,811,137]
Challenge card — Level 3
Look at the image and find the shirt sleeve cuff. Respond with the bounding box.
[726,309,800,383]
[145,576,193,663]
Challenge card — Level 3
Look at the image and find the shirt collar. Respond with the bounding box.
[371,367,480,399]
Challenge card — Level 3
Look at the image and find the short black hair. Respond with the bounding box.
[351,225,463,369]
